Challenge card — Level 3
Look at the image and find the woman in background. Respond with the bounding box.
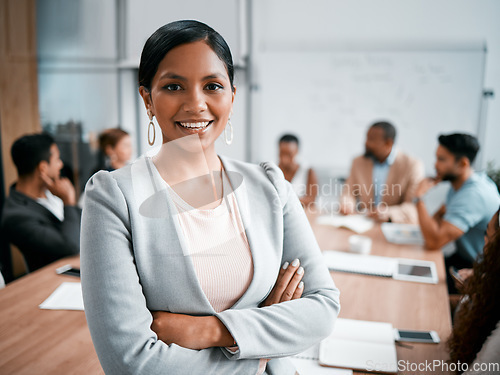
[94,128,132,172]
[81,20,339,374]
[447,225,500,374]
[278,134,318,208]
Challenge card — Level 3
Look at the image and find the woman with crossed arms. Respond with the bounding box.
[81,20,340,375]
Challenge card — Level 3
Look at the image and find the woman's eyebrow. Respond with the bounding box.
[202,73,226,80]
[158,72,186,81]
[158,72,227,81]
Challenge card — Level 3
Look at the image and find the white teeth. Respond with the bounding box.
[179,121,210,129]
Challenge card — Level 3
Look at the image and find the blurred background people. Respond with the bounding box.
[278,134,318,207]
[340,121,424,223]
[0,133,81,272]
[415,133,500,293]
[94,128,132,173]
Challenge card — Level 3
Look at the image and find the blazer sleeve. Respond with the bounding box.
[2,205,81,258]
[216,163,341,360]
[80,171,261,375]
[387,158,424,224]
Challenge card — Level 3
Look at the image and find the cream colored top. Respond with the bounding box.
[164,168,254,313]
[165,170,269,375]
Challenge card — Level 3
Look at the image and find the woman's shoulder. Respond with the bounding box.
[220,156,292,210]
[86,164,130,187]
[220,155,285,185]
[84,157,145,198]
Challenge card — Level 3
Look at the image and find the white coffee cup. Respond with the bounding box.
[348,235,372,255]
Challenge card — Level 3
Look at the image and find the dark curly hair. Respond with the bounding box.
[447,226,500,371]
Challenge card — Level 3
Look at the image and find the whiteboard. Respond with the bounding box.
[254,47,485,175]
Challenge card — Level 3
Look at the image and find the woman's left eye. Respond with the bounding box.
[164,84,182,91]
[205,83,223,91]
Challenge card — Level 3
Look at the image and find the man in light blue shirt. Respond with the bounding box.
[415,133,500,292]
[443,173,499,263]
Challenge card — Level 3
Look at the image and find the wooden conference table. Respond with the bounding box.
[307,210,452,375]
[0,214,451,375]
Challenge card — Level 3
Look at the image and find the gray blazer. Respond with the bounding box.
[81,155,340,375]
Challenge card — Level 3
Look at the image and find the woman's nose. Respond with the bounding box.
[183,89,207,113]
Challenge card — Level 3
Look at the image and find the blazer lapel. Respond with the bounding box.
[219,156,277,309]
[133,156,216,314]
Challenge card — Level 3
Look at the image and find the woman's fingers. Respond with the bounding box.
[280,266,304,302]
[292,281,304,300]
[277,259,300,289]
[261,259,305,306]
[277,261,288,280]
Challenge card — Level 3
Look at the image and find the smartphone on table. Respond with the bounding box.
[394,329,440,343]
[56,264,80,278]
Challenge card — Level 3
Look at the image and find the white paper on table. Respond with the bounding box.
[291,343,353,375]
[316,214,374,234]
[39,282,84,310]
[323,250,397,277]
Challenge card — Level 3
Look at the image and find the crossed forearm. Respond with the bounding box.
[151,258,305,350]
[151,312,234,349]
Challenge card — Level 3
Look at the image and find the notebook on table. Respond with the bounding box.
[290,343,353,375]
[323,250,438,284]
[319,318,398,374]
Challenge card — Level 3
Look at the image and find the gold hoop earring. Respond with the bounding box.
[147,109,155,146]
[224,119,233,145]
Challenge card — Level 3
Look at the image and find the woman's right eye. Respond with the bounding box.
[164,84,182,91]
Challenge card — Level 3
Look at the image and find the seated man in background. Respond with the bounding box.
[339,121,424,223]
[278,134,318,208]
[414,133,500,292]
[1,133,81,272]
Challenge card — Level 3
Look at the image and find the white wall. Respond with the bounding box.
[251,0,500,174]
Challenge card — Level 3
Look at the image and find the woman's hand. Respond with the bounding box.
[151,258,305,349]
[260,258,304,307]
[151,312,234,350]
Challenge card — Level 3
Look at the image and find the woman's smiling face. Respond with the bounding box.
[140,40,235,150]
